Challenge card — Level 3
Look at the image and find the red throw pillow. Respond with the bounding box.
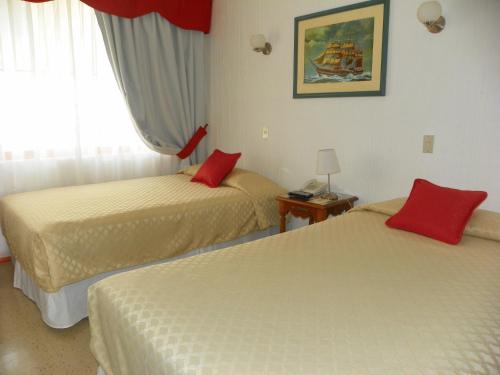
[191,149,241,188]
[386,179,487,244]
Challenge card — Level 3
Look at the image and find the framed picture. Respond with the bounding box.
[293,0,390,98]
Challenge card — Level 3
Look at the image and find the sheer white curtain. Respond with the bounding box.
[0,0,183,256]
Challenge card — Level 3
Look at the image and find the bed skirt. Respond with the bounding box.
[13,226,278,329]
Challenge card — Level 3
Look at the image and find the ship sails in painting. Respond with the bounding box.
[304,17,375,83]
[310,40,364,77]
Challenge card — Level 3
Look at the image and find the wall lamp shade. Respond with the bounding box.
[316,149,341,175]
[250,34,272,55]
[417,1,446,33]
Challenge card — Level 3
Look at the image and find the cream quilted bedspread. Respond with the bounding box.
[0,168,284,292]
[89,199,500,375]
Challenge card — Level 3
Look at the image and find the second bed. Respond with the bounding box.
[0,166,284,327]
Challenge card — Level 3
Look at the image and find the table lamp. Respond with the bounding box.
[316,148,341,200]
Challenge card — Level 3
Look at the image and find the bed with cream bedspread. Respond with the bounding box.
[0,168,284,293]
[88,199,500,375]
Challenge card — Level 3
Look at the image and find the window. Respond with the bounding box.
[0,0,174,195]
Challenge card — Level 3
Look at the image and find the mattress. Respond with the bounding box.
[0,167,284,292]
[88,199,500,375]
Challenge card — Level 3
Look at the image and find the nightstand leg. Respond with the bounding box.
[280,214,286,233]
[315,210,328,223]
[278,202,288,233]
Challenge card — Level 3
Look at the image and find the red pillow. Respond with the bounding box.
[386,179,487,244]
[191,149,241,188]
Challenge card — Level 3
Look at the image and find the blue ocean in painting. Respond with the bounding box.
[304,71,372,84]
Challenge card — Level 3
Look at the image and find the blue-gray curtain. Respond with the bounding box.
[95,11,207,163]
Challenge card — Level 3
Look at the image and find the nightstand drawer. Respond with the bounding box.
[276,194,358,233]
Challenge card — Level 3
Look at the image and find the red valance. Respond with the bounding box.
[23,0,213,33]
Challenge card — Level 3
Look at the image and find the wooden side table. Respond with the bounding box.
[276,194,358,233]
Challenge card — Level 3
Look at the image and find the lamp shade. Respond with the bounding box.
[250,34,266,49]
[417,1,442,24]
[316,148,341,175]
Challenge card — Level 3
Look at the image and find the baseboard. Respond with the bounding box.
[0,256,12,264]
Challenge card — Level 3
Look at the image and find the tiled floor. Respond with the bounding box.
[0,263,97,375]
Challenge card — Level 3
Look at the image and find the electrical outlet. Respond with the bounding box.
[422,135,434,153]
[261,127,269,139]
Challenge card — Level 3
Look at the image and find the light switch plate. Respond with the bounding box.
[423,135,434,153]
[261,127,269,139]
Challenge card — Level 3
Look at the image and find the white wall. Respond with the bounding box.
[208,0,500,211]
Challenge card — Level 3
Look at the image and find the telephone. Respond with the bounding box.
[301,179,328,196]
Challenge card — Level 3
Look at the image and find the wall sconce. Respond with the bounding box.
[250,34,272,55]
[417,1,446,33]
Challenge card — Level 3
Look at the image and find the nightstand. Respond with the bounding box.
[276,194,358,233]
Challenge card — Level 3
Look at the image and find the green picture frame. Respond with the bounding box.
[293,0,390,98]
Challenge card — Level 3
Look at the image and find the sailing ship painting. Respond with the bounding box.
[304,17,375,84]
[294,1,389,98]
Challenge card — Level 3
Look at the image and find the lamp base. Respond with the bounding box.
[426,16,445,33]
[253,43,272,55]
[320,192,338,201]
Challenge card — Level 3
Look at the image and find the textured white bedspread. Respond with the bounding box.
[89,200,500,375]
